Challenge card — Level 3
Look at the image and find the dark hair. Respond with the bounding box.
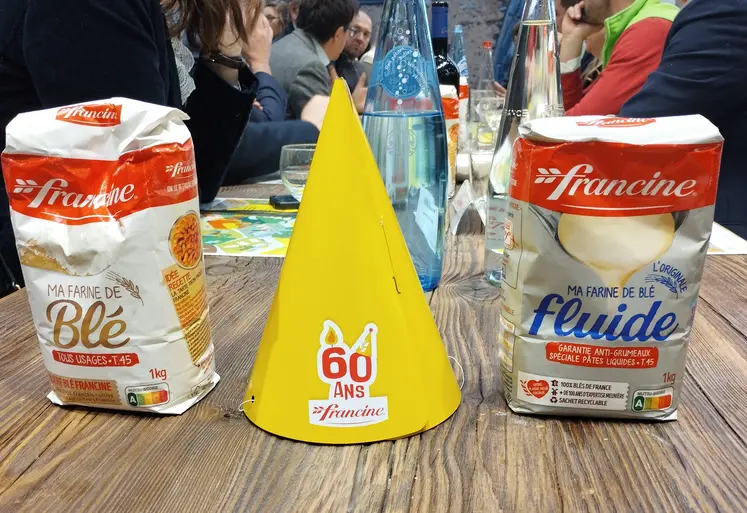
[560,0,581,7]
[164,0,262,54]
[297,0,358,43]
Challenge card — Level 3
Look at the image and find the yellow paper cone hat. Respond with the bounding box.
[243,80,461,444]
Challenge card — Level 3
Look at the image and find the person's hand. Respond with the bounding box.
[301,95,330,130]
[493,81,507,99]
[326,68,367,113]
[243,14,273,74]
[562,2,603,43]
[559,1,602,66]
[352,73,367,114]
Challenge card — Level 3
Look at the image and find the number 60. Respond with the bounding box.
[321,347,372,383]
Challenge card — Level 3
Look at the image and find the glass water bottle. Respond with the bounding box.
[363,0,449,292]
[484,0,564,286]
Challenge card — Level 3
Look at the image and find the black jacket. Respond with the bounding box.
[620,0,747,238]
[0,0,258,291]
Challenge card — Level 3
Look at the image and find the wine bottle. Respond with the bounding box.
[431,1,459,91]
[431,1,459,199]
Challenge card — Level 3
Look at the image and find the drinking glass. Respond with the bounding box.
[470,97,503,208]
[280,144,316,201]
[467,96,504,152]
[469,89,495,123]
[476,97,504,131]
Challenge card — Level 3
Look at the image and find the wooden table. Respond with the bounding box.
[2,184,747,512]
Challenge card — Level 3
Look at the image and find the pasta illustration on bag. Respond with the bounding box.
[1,98,218,414]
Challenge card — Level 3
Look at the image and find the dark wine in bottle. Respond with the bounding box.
[431,1,459,91]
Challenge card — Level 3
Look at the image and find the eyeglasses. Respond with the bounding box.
[348,27,371,39]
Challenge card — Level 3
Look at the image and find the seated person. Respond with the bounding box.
[335,10,372,91]
[560,0,678,115]
[241,14,287,123]
[232,14,321,182]
[187,13,321,183]
[264,0,289,40]
[620,0,747,237]
[333,10,371,113]
[270,0,357,119]
[0,0,260,295]
[273,0,299,42]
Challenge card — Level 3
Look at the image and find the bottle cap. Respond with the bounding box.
[482,41,493,49]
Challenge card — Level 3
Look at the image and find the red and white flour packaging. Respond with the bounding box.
[500,116,723,420]
[1,98,218,414]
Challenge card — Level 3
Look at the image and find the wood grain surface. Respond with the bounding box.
[1,185,747,512]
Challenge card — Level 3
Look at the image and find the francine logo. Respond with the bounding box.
[14,178,135,209]
[166,161,196,179]
[576,118,655,128]
[308,320,389,428]
[55,103,122,127]
[534,165,697,201]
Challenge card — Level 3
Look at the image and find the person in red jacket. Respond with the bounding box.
[559,0,679,115]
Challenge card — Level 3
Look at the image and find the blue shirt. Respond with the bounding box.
[620,0,747,237]
[493,0,525,86]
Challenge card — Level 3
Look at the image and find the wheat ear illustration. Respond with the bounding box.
[106,271,144,305]
[520,381,531,396]
[645,275,679,297]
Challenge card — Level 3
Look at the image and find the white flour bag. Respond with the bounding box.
[500,116,723,420]
[2,98,218,413]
